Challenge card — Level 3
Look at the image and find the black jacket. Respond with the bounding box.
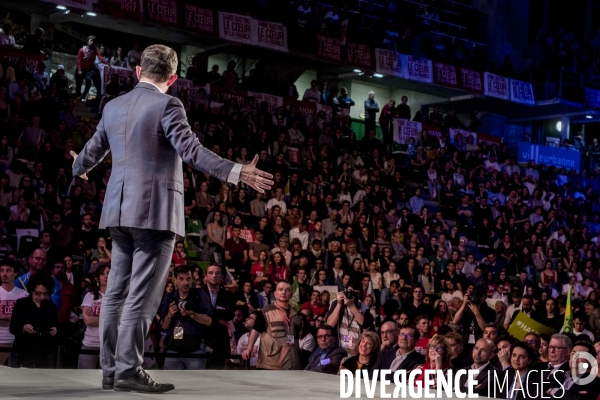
[305,346,348,374]
[370,347,424,381]
[9,296,57,353]
[458,362,499,398]
[199,285,235,355]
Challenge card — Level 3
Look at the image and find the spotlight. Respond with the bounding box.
[556,121,562,132]
[86,12,97,17]
[56,5,67,10]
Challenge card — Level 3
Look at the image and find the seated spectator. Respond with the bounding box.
[233,311,261,369]
[305,324,347,374]
[9,273,58,368]
[301,290,327,317]
[371,324,424,380]
[96,73,122,118]
[413,334,451,387]
[339,330,381,374]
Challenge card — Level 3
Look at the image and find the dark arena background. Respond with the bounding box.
[0,0,600,398]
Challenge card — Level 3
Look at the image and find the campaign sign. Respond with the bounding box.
[518,142,581,172]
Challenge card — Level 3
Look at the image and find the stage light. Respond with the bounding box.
[56,5,67,10]
[556,121,562,132]
[86,12,97,17]
[373,73,384,78]
[353,69,362,73]
[586,115,593,119]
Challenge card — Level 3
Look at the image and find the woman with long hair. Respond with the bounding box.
[433,300,450,332]
[250,250,272,288]
[91,236,112,264]
[418,264,435,295]
[314,269,329,287]
[235,281,260,311]
[203,210,226,262]
[78,264,110,369]
[539,298,560,331]
[270,252,289,283]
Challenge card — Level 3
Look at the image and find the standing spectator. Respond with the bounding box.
[221,60,239,90]
[110,46,126,67]
[78,264,110,369]
[15,249,61,310]
[0,259,28,366]
[126,42,142,70]
[76,36,107,100]
[326,283,374,355]
[23,27,45,55]
[199,266,235,365]
[364,91,379,133]
[338,87,355,117]
[0,24,15,48]
[396,96,411,120]
[305,324,347,373]
[161,265,212,370]
[9,273,58,368]
[302,80,321,103]
[242,281,302,370]
[96,73,121,118]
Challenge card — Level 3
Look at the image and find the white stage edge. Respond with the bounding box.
[0,367,344,400]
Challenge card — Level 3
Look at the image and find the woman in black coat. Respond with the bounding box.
[10,273,58,368]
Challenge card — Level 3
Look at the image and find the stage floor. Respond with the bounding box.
[0,367,342,399]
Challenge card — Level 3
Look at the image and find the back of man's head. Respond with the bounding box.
[140,45,177,83]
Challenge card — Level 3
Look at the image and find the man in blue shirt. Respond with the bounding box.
[15,248,61,310]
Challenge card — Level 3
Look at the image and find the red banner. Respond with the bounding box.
[346,42,372,69]
[145,0,178,26]
[0,48,45,73]
[460,67,483,93]
[422,123,443,139]
[99,0,142,21]
[287,147,300,164]
[477,133,502,146]
[182,4,215,35]
[434,62,459,88]
[283,99,317,121]
[316,35,342,62]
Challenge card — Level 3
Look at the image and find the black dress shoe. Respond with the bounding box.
[114,370,175,393]
[102,377,114,390]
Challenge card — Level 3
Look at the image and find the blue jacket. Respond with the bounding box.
[16,272,62,310]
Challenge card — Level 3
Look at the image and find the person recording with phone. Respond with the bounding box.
[326,280,374,356]
[452,286,495,345]
[159,265,212,370]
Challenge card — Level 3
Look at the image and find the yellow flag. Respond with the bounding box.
[562,285,574,333]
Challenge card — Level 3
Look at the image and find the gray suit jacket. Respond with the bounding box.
[73,82,236,236]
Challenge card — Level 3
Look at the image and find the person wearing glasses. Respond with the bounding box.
[379,321,399,352]
[403,284,433,320]
[15,248,61,310]
[304,325,347,374]
[371,325,424,381]
[9,273,58,368]
[537,334,572,385]
[413,335,452,388]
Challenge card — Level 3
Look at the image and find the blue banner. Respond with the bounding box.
[518,142,581,172]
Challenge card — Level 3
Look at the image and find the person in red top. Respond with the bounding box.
[51,261,76,336]
[75,35,107,99]
[413,334,452,389]
[270,251,289,283]
[250,250,272,288]
[300,290,327,316]
[414,314,434,355]
[171,241,187,266]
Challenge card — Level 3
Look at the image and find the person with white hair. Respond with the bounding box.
[364,91,379,132]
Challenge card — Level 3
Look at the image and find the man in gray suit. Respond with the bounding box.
[71,44,272,393]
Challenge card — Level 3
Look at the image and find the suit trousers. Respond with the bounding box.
[100,227,176,380]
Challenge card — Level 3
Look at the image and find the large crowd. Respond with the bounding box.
[0,20,600,400]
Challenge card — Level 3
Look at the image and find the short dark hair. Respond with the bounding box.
[510,341,535,361]
[317,325,335,337]
[573,340,596,357]
[174,264,191,278]
[27,272,54,294]
[399,324,420,341]
[0,259,19,273]
[140,44,177,82]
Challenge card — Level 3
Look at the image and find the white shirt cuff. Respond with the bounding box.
[227,163,243,184]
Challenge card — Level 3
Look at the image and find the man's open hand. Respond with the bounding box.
[239,155,273,193]
[69,151,88,180]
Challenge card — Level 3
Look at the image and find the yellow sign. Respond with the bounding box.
[507,312,555,340]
